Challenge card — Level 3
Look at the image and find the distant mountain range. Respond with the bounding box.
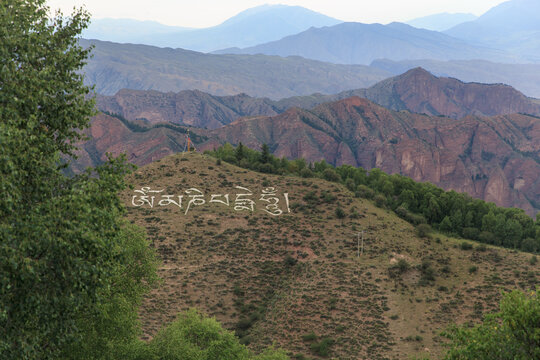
[83,18,193,44]
[96,68,540,129]
[83,0,540,64]
[405,12,477,31]
[214,21,518,64]
[80,39,391,98]
[371,59,540,98]
[84,5,341,52]
[445,0,540,62]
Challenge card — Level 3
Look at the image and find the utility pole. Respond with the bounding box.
[361,230,364,256]
[356,230,365,258]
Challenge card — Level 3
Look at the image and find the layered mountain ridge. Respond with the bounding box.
[96,68,540,129]
[81,39,390,98]
[83,69,540,215]
[215,21,518,65]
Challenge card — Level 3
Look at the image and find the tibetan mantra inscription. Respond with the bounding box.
[131,186,291,216]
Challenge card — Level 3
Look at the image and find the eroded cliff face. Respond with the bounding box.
[363,67,540,118]
[78,96,540,215]
[96,89,279,129]
[70,113,190,173]
[202,97,540,215]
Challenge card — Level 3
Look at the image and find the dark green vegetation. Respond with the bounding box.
[0,2,286,359]
[441,289,539,360]
[131,310,289,360]
[207,144,540,254]
[0,0,155,357]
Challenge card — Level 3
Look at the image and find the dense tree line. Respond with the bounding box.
[208,143,540,253]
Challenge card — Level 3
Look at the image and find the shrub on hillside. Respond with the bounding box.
[416,224,432,238]
[355,185,374,199]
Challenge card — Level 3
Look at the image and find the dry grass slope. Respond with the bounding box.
[122,152,539,360]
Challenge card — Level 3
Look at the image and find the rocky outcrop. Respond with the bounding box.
[361,67,540,118]
[70,113,194,173]
[96,89,279,129]
[201,97,540,216]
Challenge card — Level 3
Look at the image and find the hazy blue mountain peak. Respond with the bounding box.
[405,12,477,31]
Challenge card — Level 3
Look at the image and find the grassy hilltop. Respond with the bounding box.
[123,152,539,360]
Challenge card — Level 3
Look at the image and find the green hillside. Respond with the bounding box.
[124,152,539,360]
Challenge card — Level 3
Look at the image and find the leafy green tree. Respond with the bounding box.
[0,1,158,358]
[60,223,159,359]
[443,289,539,360]
[146,309,250,360]
[481,211,497,233]
[464,210,475,228]
[521,238,539,253]
[323,168,341,182]
[450,209,463,234]
[399,189,416,211]
[439,216,453,233]
[416,224,432,238]
[381,180,394,197]
[235,142,246,162]
[261,143,271,164]
[424,196,442,223]
[504,219,523,248]
[141,309,288,360]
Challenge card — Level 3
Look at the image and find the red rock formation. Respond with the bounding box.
[202,97,540,215]
[76,96,540,216]
[364,67,540,118]
[96,89,278,129]
[70,113,191,173]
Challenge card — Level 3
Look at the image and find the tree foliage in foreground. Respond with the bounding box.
[0,0,160,358]
[442,289,539,360]
[0,3,288,359]
[207,144,540,253]
[127,309,289,360]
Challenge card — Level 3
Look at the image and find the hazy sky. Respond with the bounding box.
[47,0,508,28]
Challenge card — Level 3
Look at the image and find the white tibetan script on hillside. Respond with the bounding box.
[131,186,291,216]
